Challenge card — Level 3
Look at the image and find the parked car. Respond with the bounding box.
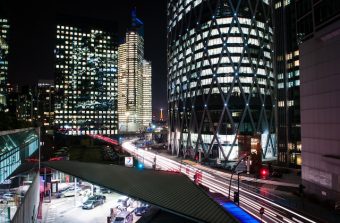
[100,187,111,194]
[95,194,106,203]
[116,196,132,208]
[66,188,82,197]
[82,195,105,209]
[134,204,150,216]
[57,188,81,198]
[271,171,282,178]
[2,193,15,202]
[335,201,340,212]
[111,211,133,223]
[79,189,92,196]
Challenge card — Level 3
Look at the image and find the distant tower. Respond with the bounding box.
[160,108,163,121]
[118,9,151,132]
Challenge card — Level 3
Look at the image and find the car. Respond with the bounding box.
[55,186,72,198]
[116,196,132,208]
[100,187,111,194]
[335,201,340,212]
[271,171,282,178]
[134,204,150,216]
[57,188,81,198]
[82,195,105,209]
[111,211,133,223]
[79,189,92,196]
[2,193,15,202]
[95,194,106,203]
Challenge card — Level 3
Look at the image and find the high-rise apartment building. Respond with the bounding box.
[118,10,152,132]
[167,0,276,162]
[54,16,118,136]
[0,16,9,110]
[274,0,301,167]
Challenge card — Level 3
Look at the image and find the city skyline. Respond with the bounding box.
[0,1,340,222]
[1,0,167,117]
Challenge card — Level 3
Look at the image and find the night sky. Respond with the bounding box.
[3,0,167,118]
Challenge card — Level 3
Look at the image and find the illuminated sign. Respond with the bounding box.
[125,157,133,167]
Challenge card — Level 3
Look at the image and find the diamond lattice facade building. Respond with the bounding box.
[167,0,277,161]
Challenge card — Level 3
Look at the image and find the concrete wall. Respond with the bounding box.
[11,174,40,223]
[300,19,340,202]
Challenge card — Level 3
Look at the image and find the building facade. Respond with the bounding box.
[54,17,118,136]
[0,16,9,110]
[37,80,55,130]
[298,0,340,201]
[118,10,152,132]
[167,0,276,161]
[142,60,152,127]
[274,0,301,167]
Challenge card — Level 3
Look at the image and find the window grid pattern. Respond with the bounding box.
[54,24,118,136]
[0,18,9,109]
[167,0,277,161]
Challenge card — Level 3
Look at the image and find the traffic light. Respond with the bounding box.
[260,167,269,179]
[138,163,144,169]
[234,191,239,204]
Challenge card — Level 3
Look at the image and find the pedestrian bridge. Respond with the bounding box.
[0,128,39,182]
[43,160,239,223]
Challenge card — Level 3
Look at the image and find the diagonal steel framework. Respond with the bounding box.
[167,0,277,161]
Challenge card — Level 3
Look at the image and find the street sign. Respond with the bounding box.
[125,157,133,167]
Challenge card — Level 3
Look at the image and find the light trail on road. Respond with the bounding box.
[122,140,319,223]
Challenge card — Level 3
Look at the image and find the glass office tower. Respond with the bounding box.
[274,0,301,167]
[167,0,276,162]
[0,16,9,110]
[54,17,118,136]
[118,9,152,132]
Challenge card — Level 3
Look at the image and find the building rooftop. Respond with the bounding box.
[44,160,239,223]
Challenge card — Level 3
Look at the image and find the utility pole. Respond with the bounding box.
[74,177,77,207]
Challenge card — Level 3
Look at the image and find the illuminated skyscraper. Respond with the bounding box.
[274,0,301,167]
[0,16,9,110]
[142,60,152,127]
[54,17,118,135]
[167,0,276,161]
[118,9,152,132]
[37,80,55,130]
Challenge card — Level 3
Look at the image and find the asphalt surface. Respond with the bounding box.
[42,192,141,223]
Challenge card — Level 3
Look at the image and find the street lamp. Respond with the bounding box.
[228,153,249,206]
